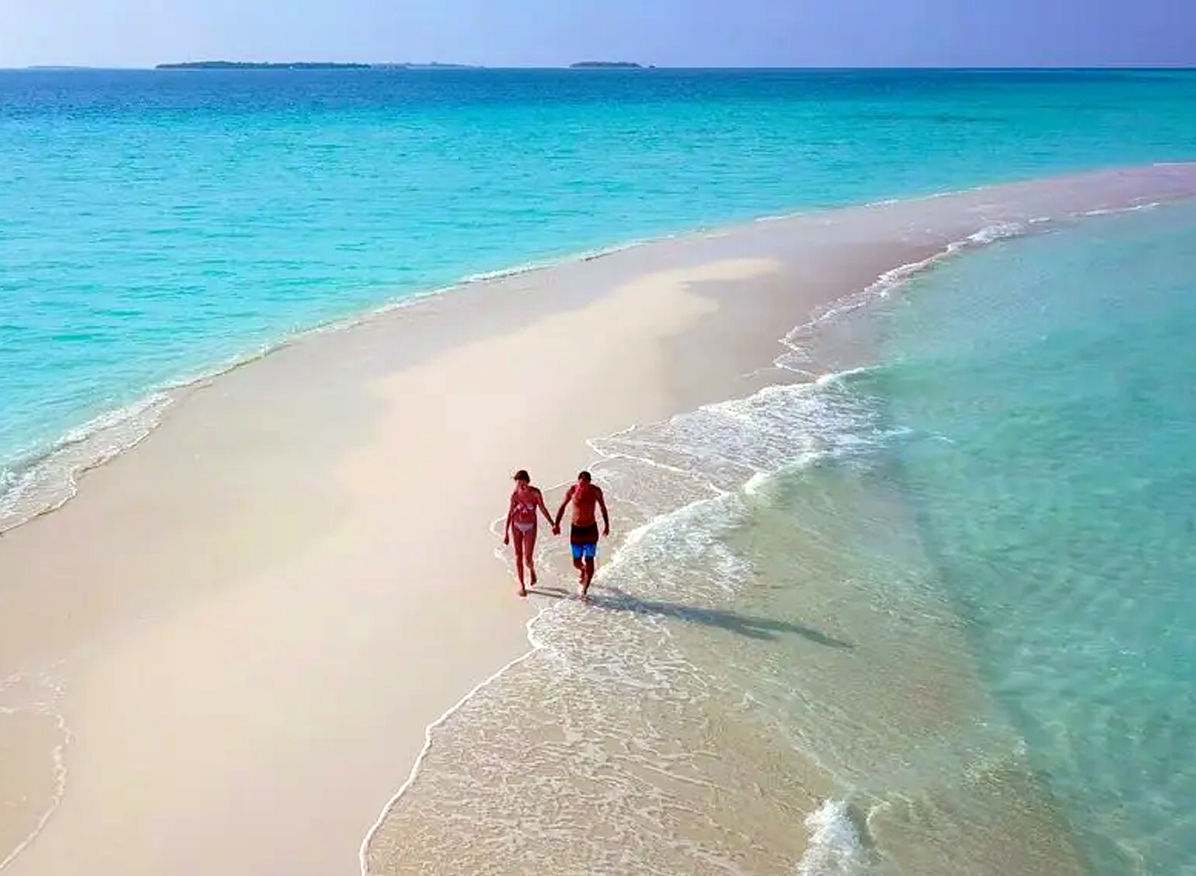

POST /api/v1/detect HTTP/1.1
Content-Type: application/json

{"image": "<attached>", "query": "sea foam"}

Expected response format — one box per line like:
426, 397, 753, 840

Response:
795, 800, 870, 876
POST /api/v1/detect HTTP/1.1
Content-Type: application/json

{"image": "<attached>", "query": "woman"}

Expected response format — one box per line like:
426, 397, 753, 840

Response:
503, 469, 557, 597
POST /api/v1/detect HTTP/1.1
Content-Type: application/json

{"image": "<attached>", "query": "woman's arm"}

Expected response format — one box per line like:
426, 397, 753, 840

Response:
503, 494, 515, 544
536, 489, 558, 532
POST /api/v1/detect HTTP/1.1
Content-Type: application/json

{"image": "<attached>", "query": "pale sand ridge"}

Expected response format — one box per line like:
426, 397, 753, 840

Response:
0, 260, 780, 876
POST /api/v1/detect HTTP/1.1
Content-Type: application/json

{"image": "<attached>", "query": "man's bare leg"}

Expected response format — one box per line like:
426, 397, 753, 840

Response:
581, 557, 596, 599
568, 554, 583, 598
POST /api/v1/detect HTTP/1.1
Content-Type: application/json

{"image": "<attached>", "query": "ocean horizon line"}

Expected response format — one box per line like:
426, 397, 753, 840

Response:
7, 63, 1196, 72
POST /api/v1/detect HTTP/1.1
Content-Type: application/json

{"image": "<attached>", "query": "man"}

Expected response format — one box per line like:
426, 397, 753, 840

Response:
554, 470, 610, 599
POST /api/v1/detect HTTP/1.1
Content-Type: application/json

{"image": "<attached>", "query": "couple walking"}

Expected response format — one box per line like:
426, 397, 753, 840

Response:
503, 469, 609, 599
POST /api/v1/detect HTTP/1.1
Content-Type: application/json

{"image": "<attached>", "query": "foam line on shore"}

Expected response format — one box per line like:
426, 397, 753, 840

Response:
776, 220, 1027, 372
356, 618, 547, 876
773, 196, 1169, 368
0, 672, 71, 874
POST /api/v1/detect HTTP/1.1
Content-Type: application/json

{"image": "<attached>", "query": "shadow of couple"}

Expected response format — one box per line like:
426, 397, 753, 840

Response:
528, 584, 853, 649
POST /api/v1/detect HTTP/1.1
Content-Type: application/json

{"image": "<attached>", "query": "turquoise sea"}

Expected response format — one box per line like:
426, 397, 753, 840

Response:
3, 68, 1196, 526
875, 201, 1196, 874
3, 69, 1196, 876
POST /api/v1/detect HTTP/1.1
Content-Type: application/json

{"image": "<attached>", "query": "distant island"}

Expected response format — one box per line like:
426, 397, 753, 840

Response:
569, 61, 645, 69
155, 61, 481, 70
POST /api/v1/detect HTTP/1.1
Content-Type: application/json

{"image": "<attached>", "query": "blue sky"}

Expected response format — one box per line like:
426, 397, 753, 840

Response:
2, 0, 1192, 68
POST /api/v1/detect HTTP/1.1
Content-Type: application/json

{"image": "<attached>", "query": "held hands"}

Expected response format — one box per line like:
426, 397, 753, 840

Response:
552, 524, 561, 536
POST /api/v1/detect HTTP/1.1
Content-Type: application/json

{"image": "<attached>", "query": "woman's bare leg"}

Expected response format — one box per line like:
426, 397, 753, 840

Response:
512, 529, 527, 596
524, 527, 538, 588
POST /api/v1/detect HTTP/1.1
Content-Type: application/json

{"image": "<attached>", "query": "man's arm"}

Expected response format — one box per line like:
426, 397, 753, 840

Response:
554, 486, 575, 529
597, 487, 610, 536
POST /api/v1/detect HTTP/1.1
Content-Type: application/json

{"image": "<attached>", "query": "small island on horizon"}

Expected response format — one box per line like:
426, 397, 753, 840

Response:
569, 61, 647, 69
155, 61, 482, 70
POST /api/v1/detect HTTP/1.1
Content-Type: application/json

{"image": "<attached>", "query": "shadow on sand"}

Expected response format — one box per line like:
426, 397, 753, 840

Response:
527, 585, 570, 600
531, 583, 853, 649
